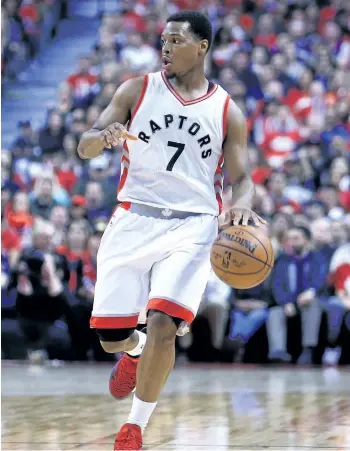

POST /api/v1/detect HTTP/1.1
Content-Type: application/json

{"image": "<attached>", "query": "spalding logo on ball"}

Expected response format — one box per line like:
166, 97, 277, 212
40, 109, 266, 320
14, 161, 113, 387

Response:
210, 225, 274, 289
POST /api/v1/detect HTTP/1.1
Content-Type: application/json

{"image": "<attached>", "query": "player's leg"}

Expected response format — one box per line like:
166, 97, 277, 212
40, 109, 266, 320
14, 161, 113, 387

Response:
90, 207, 152, 398
115, 214, 217, 449
133, 309, 179, 400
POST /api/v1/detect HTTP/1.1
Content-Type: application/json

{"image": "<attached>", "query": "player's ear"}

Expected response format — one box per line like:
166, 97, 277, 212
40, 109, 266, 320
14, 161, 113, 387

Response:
199, 40, 208, 55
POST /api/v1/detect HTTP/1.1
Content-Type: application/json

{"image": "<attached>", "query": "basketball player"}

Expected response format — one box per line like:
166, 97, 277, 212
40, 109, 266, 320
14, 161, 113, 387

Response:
77, 11, 265, 450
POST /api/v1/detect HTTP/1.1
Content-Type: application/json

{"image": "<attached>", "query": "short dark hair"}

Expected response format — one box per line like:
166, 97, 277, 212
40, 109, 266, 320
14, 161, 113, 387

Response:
166, 11, 213, 51
291, 226, 312, 241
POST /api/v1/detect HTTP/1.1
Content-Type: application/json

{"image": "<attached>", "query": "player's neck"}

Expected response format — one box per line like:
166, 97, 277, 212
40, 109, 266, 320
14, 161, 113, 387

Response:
170, 66, 207, 92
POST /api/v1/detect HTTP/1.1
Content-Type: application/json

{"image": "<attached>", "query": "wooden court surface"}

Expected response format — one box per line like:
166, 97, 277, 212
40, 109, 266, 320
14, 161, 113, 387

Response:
2, 362, 350, 450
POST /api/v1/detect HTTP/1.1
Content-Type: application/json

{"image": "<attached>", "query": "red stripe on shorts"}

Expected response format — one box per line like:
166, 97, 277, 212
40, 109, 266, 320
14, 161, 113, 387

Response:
90, 315, 139, 329
147, 298, 195, 325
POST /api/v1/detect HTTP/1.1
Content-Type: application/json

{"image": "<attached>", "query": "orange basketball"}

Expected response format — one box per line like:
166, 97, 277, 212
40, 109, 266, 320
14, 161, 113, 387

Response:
210, 225, 274, 289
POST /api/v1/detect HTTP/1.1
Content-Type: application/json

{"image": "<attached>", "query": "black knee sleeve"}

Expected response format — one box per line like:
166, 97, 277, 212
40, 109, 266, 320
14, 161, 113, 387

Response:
96, 327, 135, 342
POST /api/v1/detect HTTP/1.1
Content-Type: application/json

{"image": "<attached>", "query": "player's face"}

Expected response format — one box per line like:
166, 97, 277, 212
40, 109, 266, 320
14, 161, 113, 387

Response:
161, 22, 208, 77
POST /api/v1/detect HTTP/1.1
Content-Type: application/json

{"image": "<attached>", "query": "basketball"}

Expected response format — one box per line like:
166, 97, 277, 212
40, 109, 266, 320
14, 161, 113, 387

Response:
210, 225, 274, 289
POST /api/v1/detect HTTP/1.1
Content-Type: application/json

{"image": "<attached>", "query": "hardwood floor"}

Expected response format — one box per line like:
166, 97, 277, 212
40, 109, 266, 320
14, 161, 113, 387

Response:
2, 363, 350, 450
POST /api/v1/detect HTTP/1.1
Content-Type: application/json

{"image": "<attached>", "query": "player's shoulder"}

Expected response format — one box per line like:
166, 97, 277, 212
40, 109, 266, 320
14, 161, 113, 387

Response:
119, 76, 146, 96
114, 75, 148, 108
118, 72, 161, 97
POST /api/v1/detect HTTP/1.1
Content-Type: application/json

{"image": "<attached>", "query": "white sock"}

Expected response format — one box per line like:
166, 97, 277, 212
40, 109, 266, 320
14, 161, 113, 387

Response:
127, 395, 157, 432
127, 330, 147, 357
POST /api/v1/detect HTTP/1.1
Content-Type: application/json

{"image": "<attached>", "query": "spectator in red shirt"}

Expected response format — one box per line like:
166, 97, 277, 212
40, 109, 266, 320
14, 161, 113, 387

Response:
56, 220, 89, 263
66, 56, 98, 109
1, 216, 21, 268
254, 13, 277, 50
6, 192, 34, 249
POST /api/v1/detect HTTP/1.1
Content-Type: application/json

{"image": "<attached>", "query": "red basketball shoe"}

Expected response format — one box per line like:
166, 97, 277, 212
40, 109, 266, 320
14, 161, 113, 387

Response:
114, 423, 142, 450
109, 353, 139, 399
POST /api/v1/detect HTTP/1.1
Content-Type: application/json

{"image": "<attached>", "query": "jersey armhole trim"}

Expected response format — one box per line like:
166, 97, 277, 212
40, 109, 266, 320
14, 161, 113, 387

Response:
129, 74, 149, 128
222, 94, 231, 143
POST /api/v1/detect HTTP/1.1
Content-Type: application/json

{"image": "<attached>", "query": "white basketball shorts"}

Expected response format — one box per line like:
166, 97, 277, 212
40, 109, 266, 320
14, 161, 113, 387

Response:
90, 203, 218, 330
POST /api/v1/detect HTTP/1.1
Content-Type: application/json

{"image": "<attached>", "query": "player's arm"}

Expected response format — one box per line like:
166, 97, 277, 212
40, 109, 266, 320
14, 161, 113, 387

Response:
222, 100, 266, 227
77, 77, 143, 159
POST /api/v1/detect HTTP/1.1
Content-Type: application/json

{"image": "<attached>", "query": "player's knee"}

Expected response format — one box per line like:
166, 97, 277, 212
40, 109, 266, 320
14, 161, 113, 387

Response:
147, 310, 177, 345
97, 328, 135, 353
100, 340, 128, 353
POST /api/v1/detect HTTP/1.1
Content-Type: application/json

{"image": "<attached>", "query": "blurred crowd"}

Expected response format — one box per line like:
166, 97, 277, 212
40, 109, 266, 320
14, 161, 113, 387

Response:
1, 0, 64, 80
2, 0, 350, 365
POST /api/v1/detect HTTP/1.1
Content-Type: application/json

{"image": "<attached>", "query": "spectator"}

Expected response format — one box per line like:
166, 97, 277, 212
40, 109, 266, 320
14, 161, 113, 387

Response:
57, 220, 89, 263
331, 220, 349, 247
228, 280, 271, 362
265, 171, 299, 212
65, 56, 98, 110
269, 212, 294, 256
62, 133, 79, 160
304, 200, 327, 221
85, 182, 110, 223
2, 149, 21, 194
310, 218, 335, 263
1, 216, 21, 269
38, 111, 66, 155
267, 226, 328, 363
64, 231, 107, 361
194, 271, 232, 352
49, 206, 69, 247
93, 27, 119, 65
30, 176, 59, 219
73, 154, 117, 210
321, 243, 350, 365
2, 0, 30, 79
6, 192, 34, 248
211, 27, 238, 75
70, 195, 88, 221
11, 120, 37, 158
1, 221, 72, 361
120, 32, 159, 73
80, 231, 101, 303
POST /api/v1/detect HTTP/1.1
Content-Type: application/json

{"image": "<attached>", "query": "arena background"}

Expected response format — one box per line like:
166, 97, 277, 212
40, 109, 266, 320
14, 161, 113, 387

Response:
1, 0, 350, 366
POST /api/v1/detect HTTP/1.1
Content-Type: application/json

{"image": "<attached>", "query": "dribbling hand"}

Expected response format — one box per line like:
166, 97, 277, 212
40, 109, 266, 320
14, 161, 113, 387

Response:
100, 123, 138, 149
220, 206, 267, 228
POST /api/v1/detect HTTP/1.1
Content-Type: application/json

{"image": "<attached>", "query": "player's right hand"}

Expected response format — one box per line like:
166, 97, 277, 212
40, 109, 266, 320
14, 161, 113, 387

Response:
100, 123, 138, 149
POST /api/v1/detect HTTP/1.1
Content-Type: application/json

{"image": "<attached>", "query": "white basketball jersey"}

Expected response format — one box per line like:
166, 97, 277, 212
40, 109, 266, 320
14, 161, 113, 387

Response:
117, 71, 230, 216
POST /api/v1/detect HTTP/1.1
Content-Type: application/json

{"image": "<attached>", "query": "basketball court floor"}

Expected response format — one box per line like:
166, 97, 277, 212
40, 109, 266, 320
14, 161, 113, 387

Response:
2, 362, 350, 450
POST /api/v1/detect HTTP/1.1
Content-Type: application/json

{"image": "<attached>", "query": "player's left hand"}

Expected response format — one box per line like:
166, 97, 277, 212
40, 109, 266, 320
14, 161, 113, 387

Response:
220, 207, 267, 227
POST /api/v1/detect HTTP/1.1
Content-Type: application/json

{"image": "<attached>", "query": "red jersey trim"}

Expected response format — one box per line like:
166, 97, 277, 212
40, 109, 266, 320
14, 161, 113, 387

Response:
161, 71, 218, 106
147, 298, 195, 325
214, 154, 225, 215
222, 94, 231, 142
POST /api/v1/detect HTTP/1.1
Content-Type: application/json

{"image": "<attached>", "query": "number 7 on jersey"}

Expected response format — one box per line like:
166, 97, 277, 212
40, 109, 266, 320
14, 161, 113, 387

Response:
166, 141, 185, 171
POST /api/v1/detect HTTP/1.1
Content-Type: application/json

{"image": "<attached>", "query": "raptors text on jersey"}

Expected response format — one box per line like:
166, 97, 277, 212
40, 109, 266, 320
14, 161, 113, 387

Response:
117, 71, 231, 216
